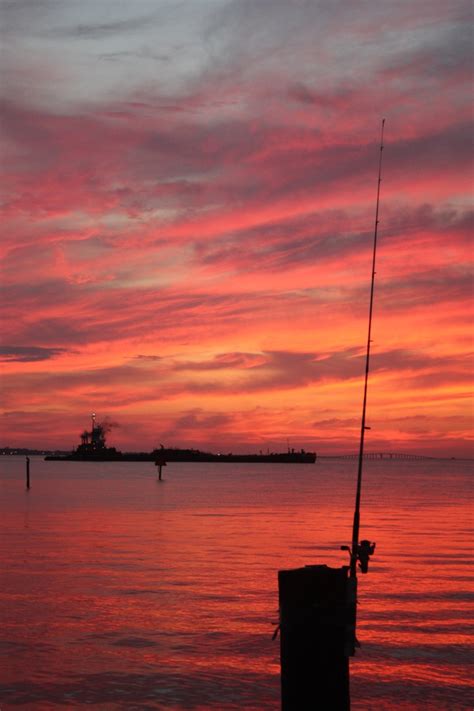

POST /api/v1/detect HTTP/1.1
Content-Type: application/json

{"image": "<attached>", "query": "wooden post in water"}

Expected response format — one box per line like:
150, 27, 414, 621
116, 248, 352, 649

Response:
26, 456, 30, 490
154, 456, 167, 481
278, 564, 354, 710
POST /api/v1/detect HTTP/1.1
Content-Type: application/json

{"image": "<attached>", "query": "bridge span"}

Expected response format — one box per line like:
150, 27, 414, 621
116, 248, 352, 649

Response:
319, 452, 437, 461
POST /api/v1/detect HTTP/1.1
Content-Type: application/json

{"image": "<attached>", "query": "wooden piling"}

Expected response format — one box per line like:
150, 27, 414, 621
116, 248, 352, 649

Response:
278, 564, 354, 710
154, 457, 167, 481
26, 456, 30, 490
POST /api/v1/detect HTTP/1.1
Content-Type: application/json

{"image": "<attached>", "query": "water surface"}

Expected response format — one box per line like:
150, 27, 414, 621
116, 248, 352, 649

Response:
0, 457, 472, 709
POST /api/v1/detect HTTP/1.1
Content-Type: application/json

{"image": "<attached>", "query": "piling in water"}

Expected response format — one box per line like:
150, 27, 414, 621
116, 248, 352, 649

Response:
154, 457, 167, 481
26, 456, 30, 490
278, 564, 355, 710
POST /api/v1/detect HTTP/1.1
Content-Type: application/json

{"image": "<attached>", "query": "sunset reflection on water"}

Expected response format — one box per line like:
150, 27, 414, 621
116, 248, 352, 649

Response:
0, 457, 472, 709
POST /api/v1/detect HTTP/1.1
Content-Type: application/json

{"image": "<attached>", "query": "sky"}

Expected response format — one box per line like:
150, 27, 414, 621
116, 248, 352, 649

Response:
0, 0, 472, 455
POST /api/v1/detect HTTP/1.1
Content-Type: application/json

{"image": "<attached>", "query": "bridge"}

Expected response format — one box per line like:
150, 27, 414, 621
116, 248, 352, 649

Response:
319, 452, 437, 461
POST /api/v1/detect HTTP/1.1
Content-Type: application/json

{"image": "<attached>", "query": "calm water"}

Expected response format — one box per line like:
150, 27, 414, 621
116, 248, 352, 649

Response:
0, 457, 472, 710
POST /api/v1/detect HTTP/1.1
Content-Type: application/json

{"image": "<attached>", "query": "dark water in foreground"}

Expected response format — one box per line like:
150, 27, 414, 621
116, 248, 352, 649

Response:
0, 457, 472, 710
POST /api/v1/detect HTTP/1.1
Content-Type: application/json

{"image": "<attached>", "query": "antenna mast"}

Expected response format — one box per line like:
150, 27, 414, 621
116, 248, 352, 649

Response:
350, 119, 385, 579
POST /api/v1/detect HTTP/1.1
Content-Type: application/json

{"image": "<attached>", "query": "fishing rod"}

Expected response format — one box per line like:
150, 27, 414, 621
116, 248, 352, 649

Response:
344, 119, 385, 580
276, 123, 386, 707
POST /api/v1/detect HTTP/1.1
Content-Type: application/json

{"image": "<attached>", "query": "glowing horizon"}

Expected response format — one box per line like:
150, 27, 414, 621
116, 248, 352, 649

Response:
1, 1, 472, 456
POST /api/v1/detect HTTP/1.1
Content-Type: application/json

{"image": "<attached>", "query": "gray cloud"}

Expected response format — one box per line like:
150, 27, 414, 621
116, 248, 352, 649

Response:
134, 354, 163, 362
381, 20, 472, 81
51, 14, 159, 40
0, 345, 68, 362
171, 409, 234, 431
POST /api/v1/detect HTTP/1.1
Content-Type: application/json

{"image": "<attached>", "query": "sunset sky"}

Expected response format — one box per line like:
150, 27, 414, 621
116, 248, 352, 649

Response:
1, 0, 472, 455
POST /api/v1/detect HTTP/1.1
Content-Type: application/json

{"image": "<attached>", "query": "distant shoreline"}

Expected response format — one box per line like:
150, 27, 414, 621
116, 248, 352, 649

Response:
0, 448, 470, 462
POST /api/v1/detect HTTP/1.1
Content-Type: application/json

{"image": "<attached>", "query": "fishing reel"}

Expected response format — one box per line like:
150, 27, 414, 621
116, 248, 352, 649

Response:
341, 540, 376, 574
357, 540, 376, 573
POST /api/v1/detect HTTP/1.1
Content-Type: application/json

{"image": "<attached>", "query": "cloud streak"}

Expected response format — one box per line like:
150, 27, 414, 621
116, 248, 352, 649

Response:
0, 345, 68, 362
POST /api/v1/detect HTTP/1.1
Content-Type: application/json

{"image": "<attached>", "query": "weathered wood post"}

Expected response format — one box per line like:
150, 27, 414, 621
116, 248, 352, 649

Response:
277, 564, 355, 710
26, 456, 30, 490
